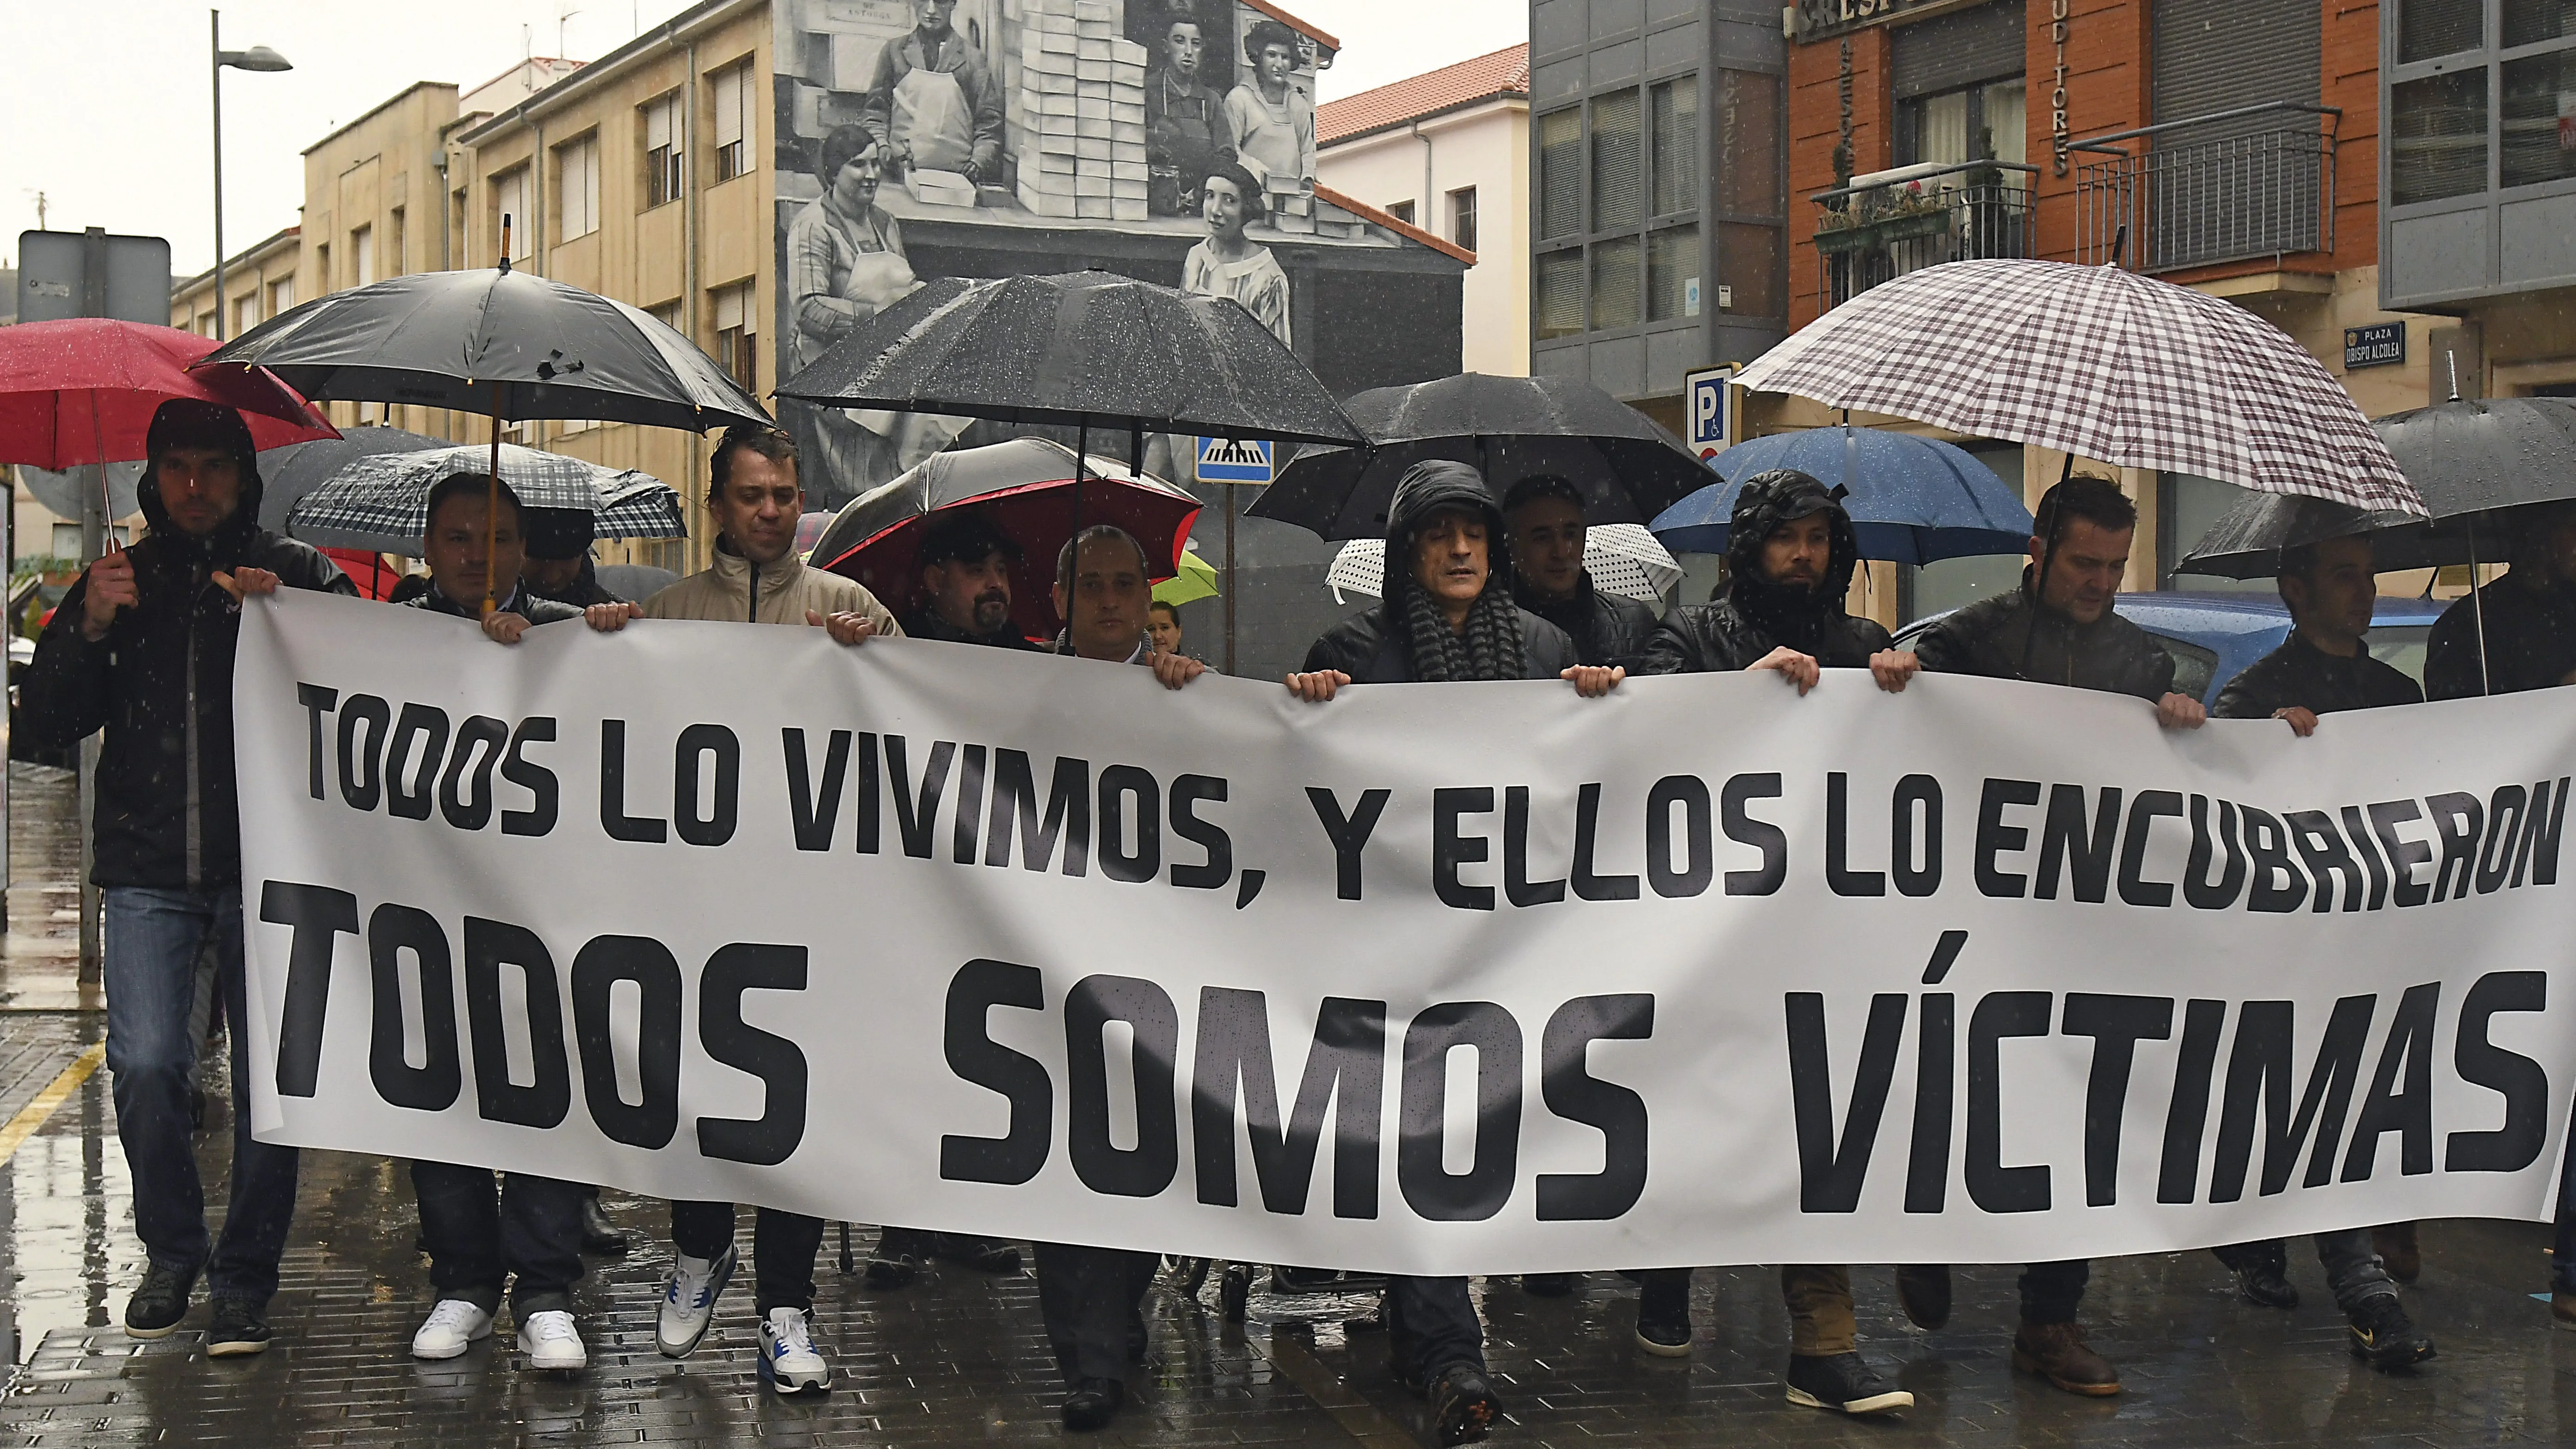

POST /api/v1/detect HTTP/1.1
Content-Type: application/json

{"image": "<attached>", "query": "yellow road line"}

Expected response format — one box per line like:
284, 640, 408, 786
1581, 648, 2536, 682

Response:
0, 1043, 105, 1163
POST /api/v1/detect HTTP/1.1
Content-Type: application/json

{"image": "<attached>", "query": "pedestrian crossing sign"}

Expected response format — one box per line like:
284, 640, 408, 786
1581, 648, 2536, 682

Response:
1195, 436, 1275, 484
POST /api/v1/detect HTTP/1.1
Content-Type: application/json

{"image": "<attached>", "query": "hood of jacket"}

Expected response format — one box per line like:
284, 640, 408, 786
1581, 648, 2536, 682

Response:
1378, 460, 1514, 629
136, 401, 267, 564
1724, 468, 1859, 650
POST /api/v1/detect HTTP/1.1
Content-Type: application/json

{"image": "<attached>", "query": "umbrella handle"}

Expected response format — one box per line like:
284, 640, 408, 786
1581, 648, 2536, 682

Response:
486, 413, 502, 615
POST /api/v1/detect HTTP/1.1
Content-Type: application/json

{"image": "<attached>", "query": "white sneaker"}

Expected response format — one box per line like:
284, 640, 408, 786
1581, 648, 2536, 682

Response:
657, 1244, 736, 1358
758, 1307, 830, 1394
410, 1299, 494, 1360
517, 1309, 586, 1371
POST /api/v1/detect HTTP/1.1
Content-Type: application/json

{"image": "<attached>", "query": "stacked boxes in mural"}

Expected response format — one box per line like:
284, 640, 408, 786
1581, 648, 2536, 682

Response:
1014, 0, 1151, 221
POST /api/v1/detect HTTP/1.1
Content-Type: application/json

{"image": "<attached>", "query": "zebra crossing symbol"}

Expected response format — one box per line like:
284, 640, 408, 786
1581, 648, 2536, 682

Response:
1195, 436, 1275, 484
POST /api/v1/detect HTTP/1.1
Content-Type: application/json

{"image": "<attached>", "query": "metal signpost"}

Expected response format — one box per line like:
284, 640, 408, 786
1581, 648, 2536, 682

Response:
1195, 436, 1277, 675
16, 227, 172, 980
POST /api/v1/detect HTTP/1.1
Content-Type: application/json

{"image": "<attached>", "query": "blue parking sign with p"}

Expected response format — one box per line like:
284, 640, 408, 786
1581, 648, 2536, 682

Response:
1195, 436, 1275, 484
1685, 365, 1737, 464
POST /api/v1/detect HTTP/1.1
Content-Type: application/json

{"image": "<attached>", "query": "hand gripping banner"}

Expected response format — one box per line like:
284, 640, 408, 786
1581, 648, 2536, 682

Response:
235, 592, 2576, 1276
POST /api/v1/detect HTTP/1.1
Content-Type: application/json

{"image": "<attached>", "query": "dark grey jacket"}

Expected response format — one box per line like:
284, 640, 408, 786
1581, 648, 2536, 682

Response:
1910, 581, 2176, 700
22, 477, 353, 890
2212, 631, 2422, 719
1302, 607, 1582, 683
1517, 576, 1660, 669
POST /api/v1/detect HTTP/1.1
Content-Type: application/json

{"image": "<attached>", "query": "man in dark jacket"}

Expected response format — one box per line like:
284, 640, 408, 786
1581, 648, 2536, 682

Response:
1881, 474, 2201, 1399
2202, 533, 2434, 1371
1293, 461, 1609, 695
1640, 468, 1901, 685
1901, 474, 2203, 725
1505, 473, 1659, 669
898, 508, 1038, 650
1284, 462, 1619, 1447
2424, 500, 2576, 699
1035, 524, 1204, 1437
393, 472, 594, 1373
520, 506, 622, 611
1631, 468, 1914, 1416
20, 399, 354, 1354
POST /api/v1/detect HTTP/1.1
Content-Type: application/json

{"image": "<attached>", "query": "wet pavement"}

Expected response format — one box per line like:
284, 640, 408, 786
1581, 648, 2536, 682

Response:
0, 762, 2570, 1446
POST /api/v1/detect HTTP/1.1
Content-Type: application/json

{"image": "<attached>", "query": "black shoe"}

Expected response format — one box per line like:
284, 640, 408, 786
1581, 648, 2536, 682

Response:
864, 1238, 922, 1288
1060, 1377, 1123, 1431
1635, 1305, 1692, 1357
2215, 1242, 2298, 1309
205, 1297, 271, 1357
124, 1262, 198, 1339
2347, 1294, 2435, 1370
1896, 1264, 1951, 1331
579, 1195, 629, 1256
1521, 1272, 1575, 1297
1785, 1352, 1913, 1414
933, 1236, 1021, 1273
1427, 1363, 1501, 1445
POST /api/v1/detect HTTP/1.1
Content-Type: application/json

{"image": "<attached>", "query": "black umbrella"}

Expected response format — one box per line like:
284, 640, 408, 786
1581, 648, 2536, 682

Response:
196, 263, 769, 608
2174, 495, 2429, 580
777, 268, 1361, 669
1251, 373, 1712, 540
196, 267, 771, 430
774, 270, 1359, 446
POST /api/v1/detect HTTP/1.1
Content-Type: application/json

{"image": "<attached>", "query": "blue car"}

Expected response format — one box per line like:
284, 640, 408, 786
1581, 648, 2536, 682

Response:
1892, 592, 2449, 706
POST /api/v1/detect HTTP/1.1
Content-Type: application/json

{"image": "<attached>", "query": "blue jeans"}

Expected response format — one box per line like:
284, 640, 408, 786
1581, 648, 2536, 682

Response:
2556, 1108, 2576, 1294
1385, 1276, 1486, 1381
413, 1163, 585, 1317
104, 886, 300, 1304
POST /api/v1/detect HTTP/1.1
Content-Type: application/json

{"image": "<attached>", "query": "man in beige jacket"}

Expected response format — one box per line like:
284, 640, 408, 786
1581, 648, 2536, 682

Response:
582, 421, 892, 1395
588, 423, 900, 636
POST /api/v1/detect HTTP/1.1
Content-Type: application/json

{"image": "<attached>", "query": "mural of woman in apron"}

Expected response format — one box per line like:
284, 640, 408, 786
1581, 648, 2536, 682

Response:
786, 125, 953, 504
863, 0, 1003, 185
1145, 162, 1292, 485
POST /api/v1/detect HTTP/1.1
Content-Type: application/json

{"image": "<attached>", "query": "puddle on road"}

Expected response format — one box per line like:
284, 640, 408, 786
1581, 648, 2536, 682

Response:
4, 1065, 139, 1359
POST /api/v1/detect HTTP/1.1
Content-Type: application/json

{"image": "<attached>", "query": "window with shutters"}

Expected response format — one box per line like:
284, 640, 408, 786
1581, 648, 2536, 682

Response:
267, 276, 293, 316
643, 92, 683, 209
2399, 0, 2482, 60
352, 226, 374, 287
1537, 107, 1581, 239
712, 62, 751, 183
1535, 248, 1584, 339
714, 281, 757, 390
1590, 235, 1640, 330
1647, 223, 1698, 320
1591, 90, 1642, 232
493, 167, 532, 260
557, 134, 601, 241
1651, 75, 1697, 217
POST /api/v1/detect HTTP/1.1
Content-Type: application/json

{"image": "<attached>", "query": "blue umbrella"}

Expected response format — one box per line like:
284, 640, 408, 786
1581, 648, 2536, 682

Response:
1649, 427, 2034, 564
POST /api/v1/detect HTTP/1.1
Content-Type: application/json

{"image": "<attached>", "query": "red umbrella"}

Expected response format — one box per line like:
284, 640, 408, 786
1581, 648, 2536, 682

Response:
810, 438, 1201, 643
0, 319, 337, 471
320, 548, 403, 601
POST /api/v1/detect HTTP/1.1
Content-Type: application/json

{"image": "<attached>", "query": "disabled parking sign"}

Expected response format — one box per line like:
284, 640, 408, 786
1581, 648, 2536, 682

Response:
1685, 364, 1738, 464
1195, 436, 1275, 484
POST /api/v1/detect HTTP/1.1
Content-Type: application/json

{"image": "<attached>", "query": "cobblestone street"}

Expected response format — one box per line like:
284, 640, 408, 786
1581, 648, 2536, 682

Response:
0, 762, 2566, 1447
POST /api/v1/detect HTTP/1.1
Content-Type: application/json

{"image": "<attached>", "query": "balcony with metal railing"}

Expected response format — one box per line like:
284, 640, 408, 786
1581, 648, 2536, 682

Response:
1810, 159, 2041, 310
2072, 102, 2340, 274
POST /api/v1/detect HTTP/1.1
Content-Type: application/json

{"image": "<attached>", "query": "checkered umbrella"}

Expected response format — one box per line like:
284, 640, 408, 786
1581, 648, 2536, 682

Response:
284, 441, 684, 557
1327, 524, 1679, 606
1733, 260, 2424, 516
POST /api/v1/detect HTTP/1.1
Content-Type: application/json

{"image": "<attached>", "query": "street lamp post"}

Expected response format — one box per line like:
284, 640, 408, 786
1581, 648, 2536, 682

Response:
211, 9, 291, 341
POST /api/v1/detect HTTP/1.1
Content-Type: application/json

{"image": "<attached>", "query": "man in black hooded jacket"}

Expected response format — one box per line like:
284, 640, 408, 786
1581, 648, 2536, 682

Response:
1632, 468, 1917, 1416
1504, 473, 1659, 668
21, 399, 354, 1356
1286, 461, 1620, 1446
1641, 468, 1902, 683
520, 506, 623, 611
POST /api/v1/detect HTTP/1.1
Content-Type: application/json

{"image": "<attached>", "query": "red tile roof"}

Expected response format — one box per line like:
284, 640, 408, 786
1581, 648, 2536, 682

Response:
1315, 44, 1530, 147
1315, 184, 1475, 265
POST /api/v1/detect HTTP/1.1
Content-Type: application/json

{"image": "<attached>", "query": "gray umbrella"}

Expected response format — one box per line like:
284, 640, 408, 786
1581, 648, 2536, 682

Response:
285, 442, 684, 557
255, 424, 452, 534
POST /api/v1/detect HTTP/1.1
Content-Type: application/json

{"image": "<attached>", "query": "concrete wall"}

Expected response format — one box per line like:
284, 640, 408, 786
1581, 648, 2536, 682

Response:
1320, 98, 1530, 375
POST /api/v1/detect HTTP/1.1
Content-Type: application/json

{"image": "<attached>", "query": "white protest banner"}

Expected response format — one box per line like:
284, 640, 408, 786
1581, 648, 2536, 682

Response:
236, 591, 2576, 1276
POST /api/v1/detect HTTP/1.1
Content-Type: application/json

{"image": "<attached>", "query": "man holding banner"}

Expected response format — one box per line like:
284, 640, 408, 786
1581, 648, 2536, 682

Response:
21, 399, 353, 1357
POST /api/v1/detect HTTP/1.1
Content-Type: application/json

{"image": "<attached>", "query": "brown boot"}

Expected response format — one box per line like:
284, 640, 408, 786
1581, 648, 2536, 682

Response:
2373, 1223, 2421, 1283
2552, 1292, 2576, 1331
2012, 1320, 2120, 1397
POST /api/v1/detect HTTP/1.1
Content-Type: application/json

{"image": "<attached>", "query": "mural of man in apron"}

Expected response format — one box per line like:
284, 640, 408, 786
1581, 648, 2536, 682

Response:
861, 0, 1004, 184
1144, 12, 1234, 217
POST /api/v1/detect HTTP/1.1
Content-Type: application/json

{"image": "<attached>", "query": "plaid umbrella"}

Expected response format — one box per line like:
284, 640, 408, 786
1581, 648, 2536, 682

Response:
1327, 524, 1679, 605
284, 442, 684, 557
1733, 260, 2423, 516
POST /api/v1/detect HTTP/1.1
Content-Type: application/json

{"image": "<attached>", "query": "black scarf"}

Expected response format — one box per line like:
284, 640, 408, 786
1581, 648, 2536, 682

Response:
1403, 582, 1524, 682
